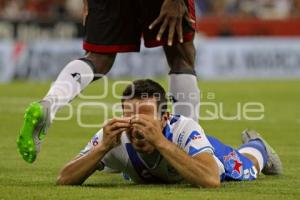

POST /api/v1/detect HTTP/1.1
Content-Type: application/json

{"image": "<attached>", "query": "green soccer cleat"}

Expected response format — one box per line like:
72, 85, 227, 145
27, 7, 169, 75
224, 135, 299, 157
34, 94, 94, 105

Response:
17, 101, 51, 163
241, 129, 283, 175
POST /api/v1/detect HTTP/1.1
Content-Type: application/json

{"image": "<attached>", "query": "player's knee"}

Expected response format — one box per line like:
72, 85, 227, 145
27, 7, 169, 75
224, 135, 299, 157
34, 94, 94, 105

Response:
83, 52, 116, 77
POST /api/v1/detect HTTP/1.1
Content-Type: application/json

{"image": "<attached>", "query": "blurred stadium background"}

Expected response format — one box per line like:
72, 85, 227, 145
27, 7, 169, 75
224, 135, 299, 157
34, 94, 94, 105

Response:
1, 0, 300, 81
1, 1, 300, 199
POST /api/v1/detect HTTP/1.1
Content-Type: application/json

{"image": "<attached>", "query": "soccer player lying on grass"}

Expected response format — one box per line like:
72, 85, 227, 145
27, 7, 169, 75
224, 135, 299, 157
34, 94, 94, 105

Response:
56, 79, 282, 188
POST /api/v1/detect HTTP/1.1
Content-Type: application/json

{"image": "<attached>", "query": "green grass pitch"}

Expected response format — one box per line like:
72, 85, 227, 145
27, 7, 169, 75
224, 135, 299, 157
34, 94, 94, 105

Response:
0, 79, 300, 200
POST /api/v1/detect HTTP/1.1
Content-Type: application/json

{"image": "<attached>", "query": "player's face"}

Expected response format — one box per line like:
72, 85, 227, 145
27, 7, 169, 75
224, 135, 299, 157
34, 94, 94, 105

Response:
123, 98, 162, 154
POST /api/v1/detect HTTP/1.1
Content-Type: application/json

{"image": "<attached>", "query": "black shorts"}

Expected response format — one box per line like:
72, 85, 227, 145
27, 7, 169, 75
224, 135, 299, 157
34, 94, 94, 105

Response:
83, 0, 196, 53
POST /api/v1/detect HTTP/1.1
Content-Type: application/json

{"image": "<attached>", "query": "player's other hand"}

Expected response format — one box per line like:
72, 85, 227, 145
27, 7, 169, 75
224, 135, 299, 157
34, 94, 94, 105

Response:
149, 0, 195, 46
82, 0, 88, 26
102, 118, 130, 151
130, 114, 164, 146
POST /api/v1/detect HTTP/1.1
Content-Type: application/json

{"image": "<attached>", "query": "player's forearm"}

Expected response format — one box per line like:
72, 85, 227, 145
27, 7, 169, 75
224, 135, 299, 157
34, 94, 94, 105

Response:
155, 139, 220, 188
56, 144, 109, 186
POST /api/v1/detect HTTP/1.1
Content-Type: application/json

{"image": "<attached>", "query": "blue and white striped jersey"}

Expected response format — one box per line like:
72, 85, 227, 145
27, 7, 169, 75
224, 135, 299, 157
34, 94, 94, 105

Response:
80, 115, 225, 183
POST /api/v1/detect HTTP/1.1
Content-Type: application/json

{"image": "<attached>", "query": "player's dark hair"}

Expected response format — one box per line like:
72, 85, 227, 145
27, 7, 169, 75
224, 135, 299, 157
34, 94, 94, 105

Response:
121, 79, 168, 116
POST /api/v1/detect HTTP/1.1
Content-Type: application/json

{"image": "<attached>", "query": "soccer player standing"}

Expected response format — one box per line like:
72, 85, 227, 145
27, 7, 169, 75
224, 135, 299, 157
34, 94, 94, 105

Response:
17, 0, 201, 163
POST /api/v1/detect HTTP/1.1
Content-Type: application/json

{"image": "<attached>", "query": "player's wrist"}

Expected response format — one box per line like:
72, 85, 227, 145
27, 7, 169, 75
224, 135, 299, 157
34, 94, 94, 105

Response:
96, 142, 112, 153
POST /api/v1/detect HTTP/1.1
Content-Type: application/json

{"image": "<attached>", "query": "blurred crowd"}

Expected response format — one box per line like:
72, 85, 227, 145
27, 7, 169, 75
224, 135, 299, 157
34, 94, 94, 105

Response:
0, 0, 300, 21
0, 0, 82, 21
198, 0, 300, 19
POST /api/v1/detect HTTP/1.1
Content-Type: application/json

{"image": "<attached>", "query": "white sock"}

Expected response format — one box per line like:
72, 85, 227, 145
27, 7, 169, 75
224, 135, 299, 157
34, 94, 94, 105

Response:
44, 60, 94, 121
169, 74, 200, 122
239, 147, 264, 172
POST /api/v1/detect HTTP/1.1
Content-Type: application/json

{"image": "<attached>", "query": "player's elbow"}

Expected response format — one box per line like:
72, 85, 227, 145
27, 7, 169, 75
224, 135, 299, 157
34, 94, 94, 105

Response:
56, 174, 70, 186
193, 177, 220, 188
202, 177, 221, 188
194, 174, 221, 188
56, 173, 81, 186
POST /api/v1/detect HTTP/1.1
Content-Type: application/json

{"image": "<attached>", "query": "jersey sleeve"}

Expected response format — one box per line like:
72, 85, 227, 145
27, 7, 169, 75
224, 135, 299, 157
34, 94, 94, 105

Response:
177, 118, 214, 157
79, 129, 126, 172
79, 128, 104, 156
78, 128, 107, 170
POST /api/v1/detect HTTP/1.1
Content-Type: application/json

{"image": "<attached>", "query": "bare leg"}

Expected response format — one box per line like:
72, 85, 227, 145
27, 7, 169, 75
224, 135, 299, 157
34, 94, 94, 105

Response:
44, 52, 116, 120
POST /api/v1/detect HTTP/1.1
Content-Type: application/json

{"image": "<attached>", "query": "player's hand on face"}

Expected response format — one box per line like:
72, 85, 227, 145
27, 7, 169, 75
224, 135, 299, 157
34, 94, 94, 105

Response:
102, 118, 131, 150
130, 114, 164, 146
149, 0, 195, 46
